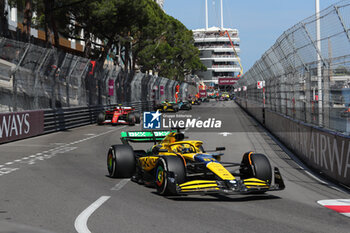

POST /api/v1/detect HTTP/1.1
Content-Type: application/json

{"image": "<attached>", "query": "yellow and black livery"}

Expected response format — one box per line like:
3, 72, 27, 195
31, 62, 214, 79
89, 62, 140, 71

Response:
107, 129, 285, 196
154, 101, 179, 112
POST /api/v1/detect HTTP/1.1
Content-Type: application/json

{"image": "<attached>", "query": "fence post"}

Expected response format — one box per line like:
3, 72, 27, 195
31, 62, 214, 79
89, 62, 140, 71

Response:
66, 57, 80, 107
305, 71, 312, 123
324, 67, 330, 128
77, 59, 90, 106
33, 49, 52, 109
11, 43, 30, 111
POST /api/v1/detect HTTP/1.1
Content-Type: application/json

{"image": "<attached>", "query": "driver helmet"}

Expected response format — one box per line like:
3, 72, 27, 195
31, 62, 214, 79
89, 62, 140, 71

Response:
182, 144, 193, 153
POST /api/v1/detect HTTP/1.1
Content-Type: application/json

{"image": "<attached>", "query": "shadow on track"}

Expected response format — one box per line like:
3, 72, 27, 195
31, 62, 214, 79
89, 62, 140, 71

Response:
151, 192, 281, 202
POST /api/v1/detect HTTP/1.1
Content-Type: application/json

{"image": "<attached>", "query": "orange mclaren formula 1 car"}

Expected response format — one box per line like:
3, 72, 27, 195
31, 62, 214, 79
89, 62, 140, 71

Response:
106, 129, 285, 196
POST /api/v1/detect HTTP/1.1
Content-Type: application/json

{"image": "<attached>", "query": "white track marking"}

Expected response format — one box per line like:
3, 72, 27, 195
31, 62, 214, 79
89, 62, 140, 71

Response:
111, 179, 130, 191
0, 126, 126, 177
74, 196, 111, 233
304, 170, 327, 185
318, 199, 350, 206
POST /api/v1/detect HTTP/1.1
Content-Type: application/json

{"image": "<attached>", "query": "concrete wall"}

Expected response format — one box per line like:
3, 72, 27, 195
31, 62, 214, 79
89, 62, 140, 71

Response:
236, 98, 350, 187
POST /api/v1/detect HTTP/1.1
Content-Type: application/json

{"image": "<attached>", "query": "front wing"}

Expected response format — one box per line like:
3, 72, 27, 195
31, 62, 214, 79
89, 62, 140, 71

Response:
167, 167, 285, 195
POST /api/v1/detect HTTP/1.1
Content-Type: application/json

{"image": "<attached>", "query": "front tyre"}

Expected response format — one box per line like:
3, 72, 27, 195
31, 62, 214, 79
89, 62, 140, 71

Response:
155, 156, 186, 196
107, 145, 135, 178
240, 152, 272, 185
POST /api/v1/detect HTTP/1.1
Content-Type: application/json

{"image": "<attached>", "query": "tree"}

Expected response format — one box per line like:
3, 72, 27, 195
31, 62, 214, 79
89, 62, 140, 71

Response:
0, 0, 9, 37
6, 0, 206, 80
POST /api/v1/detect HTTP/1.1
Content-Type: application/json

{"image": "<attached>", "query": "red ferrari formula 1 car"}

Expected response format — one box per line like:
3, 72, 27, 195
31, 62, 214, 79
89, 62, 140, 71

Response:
97, 106, 141, 126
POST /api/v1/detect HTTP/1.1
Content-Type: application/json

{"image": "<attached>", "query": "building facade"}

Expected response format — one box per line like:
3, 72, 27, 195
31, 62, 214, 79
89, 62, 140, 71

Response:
154, 0, 164, 9
193, 27, 240, 85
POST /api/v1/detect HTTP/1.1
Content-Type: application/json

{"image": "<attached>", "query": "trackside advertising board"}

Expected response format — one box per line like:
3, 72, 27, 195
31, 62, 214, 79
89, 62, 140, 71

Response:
218, 78, 236, 85
0, 110, 44, 144
199, 90, 207, 97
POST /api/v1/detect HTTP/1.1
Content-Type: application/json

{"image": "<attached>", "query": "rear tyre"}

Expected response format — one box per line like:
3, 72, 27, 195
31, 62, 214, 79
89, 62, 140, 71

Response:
107, 145, 135, 178
155, 156, 186, 196
127, 113, 136, 126
134, 112, 141, 124
240, 152, 272, 185
97, 112, 105, 125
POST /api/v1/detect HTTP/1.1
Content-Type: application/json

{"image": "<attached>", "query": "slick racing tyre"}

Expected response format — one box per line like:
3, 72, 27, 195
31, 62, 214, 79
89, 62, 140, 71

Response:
134, 112, 141, 124
127, 113, 136, 126
155, 156, 186, 196
97, 112, 105, 125
240, 152, 272, 185
107, 145, 135, 178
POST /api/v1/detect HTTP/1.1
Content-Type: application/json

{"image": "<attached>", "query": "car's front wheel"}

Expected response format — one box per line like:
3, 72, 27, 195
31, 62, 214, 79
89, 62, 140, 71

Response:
155, 156, 186, 196
240, 152, 272, 185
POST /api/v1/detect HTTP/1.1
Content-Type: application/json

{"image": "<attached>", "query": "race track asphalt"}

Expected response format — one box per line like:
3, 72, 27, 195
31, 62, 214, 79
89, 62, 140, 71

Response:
0, 100, 349, 233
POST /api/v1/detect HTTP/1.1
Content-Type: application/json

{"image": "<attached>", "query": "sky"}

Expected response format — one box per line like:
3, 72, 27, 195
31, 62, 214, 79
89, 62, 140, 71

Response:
164, 0, 339, 71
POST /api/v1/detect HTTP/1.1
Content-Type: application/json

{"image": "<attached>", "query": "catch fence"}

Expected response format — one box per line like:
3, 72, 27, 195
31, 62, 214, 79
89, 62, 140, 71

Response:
0, 37, 197, 113
236, 0, 350, 134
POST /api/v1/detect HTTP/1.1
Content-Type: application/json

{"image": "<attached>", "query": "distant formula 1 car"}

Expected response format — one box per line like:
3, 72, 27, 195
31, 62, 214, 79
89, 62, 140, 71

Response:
178, 101, 192, 110
155, 101, 179, 112
97, 106, 140, 126
106, 129, 285, 196
200, 97, 210, 102
220, 92, 230, 101
191, 98, 201, 105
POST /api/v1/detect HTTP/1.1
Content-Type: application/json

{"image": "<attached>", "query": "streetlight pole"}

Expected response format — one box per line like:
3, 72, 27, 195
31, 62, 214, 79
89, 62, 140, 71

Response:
220, 0, 224, 30
316, 0, 322, 126
205, 0, 208, 30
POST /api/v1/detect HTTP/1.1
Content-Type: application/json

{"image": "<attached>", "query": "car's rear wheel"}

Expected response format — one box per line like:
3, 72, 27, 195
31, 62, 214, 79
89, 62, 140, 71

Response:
107, 145, 136, 178
97, 112, 105, 125
155, 156, 186, 196
134, 112, 141, 124
127, 113, 136, 126
240, 152, 272, 185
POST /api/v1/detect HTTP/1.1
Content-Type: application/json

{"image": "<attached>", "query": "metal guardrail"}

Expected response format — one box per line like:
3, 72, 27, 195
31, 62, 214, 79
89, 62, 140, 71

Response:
43, 101, 154, 133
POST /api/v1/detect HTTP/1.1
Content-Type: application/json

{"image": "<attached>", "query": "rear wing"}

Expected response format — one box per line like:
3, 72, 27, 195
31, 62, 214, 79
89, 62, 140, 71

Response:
120, 130, 175, 144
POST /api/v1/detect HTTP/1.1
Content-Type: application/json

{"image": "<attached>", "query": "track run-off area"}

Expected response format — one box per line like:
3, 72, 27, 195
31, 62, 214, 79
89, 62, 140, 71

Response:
0, 101, 350, 233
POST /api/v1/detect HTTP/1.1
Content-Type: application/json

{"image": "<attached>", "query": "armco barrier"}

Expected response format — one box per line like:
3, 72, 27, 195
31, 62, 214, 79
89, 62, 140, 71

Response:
0, 101, 154, 144
236, 98, 350, 188
43, 101, 153, 133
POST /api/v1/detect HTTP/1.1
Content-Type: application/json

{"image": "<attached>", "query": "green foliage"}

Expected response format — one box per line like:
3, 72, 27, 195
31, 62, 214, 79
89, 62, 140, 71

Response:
7, 0, 205, 79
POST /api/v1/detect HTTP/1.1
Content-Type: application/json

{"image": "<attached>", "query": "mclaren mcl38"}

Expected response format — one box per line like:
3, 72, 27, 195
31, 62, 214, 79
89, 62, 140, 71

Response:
106, 130, 285, 196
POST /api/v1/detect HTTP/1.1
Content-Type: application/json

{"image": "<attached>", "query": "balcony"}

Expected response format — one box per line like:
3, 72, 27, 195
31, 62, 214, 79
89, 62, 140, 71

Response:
207, 65, 241, 72
194, 37, 240, 43
197, 45, 240, 53
200, 55, 239, 62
